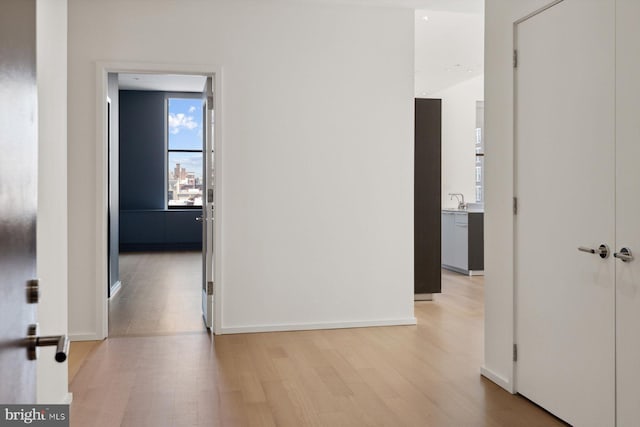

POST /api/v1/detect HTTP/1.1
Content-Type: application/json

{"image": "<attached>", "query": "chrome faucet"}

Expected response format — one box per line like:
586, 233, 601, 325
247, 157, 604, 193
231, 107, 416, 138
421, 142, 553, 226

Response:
449, 193, 466, 210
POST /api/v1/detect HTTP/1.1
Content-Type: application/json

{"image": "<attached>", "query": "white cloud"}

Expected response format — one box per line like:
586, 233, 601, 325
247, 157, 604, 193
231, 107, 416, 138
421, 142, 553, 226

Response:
188, 106, 197, 113
168, 113, 198, 134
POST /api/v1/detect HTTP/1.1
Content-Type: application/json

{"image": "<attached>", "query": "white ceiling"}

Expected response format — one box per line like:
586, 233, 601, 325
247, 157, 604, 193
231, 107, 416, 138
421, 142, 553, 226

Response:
118, 73, 207, 92
415, 7, 484, 96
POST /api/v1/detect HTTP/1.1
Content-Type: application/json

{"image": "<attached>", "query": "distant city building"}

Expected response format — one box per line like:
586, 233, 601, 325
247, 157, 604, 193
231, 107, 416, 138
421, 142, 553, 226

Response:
174, 163, 187, 180
169, 162, 203, 207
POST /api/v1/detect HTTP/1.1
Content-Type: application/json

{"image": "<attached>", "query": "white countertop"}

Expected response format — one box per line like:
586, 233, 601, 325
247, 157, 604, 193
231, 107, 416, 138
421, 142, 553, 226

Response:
442, 208, 484, 213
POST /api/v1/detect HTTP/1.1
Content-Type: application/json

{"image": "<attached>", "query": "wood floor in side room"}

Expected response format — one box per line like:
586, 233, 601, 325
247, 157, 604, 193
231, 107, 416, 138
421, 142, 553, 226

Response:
69, 252, 565, 426
109, 251, 204, 336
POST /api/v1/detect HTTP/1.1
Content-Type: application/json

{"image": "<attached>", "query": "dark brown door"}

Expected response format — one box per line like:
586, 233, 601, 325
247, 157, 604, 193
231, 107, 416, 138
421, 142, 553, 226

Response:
414, 98, 442, 295
0, 0, 38, 403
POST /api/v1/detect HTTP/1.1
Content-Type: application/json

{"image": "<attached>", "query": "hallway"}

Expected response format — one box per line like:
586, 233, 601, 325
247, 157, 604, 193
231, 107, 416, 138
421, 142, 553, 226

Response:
69, 255, 563, 426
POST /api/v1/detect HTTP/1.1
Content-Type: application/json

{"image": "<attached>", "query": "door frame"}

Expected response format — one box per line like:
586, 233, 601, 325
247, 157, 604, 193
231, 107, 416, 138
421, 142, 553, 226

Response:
94, 62, 224, 337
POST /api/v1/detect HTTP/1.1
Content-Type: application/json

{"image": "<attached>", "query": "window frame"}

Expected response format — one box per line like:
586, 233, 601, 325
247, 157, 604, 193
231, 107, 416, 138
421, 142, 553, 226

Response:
165, 93, 205, 210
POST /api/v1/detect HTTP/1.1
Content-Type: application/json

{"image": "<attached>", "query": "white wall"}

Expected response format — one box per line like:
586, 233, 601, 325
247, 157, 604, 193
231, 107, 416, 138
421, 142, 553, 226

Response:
36, 0, 69, 404
67, 0, 415, 336
431, 75, 483, 208
483, 0, 558, 391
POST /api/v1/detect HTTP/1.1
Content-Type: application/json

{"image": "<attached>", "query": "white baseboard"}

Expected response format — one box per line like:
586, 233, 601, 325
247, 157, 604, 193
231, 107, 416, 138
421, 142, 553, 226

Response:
480, 366, 514, 393
109, 280, 122, 298
38, 392, 73, 405
69, 333, 102, 342
220, 317, 417, 334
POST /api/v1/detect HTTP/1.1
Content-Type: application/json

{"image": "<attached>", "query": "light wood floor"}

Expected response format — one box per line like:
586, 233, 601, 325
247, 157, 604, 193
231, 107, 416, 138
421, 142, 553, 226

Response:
68, 341, 101, 384
69, 253, 565, 426
109, 251, 203, 336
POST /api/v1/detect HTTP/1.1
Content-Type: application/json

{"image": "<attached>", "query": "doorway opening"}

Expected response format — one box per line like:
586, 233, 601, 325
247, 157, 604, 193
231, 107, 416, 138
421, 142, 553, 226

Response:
413, 8, 485, 301
96, 64, 222, 339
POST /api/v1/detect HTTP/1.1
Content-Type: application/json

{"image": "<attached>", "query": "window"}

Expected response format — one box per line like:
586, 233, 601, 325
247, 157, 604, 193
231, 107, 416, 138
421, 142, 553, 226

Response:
475, 101, 485, 203
167, 97, 204, 208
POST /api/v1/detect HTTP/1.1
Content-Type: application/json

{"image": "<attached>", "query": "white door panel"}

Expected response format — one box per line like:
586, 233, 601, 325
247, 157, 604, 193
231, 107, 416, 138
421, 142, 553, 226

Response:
515, 1, 615, 425
202, 76, 214, 329
616, 0, 640, 424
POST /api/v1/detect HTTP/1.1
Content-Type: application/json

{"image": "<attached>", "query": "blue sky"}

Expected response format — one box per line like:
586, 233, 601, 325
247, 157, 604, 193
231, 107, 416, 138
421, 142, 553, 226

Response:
168, 98, 203, 150
168, 98, 203, 179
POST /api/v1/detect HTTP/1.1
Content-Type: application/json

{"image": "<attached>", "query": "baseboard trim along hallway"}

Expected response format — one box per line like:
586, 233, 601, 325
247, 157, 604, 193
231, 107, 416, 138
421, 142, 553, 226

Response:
219, 318, 418, 335
480, 366, 513, 393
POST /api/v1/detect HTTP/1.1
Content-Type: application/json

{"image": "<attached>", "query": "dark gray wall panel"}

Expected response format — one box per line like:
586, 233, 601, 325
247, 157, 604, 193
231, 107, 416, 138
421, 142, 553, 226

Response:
119, 90, 166, 210
414, 98, 442, 295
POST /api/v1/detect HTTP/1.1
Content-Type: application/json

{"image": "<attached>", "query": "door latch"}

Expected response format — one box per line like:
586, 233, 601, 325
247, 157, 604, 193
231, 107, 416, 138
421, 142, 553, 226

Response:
614, 247, 634, 263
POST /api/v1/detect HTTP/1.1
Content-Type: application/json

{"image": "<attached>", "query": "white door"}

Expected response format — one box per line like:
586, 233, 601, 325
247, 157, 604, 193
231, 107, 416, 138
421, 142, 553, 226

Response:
615, 0, 640, 424
201, 76, 215, 329
514, 1, 616, 425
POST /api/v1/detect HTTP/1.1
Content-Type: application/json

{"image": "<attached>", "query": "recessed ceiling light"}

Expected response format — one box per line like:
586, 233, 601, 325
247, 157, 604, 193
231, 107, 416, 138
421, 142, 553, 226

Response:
422, 15, 429, 22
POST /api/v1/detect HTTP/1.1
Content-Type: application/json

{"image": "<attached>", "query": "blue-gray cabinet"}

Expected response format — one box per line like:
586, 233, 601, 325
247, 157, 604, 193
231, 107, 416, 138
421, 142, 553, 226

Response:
441, 210, 484, 275
120, 210, 202, 251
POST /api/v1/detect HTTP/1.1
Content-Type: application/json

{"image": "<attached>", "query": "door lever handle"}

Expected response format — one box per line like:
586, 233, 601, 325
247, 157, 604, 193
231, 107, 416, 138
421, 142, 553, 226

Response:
25, 324, 69, 362
614, 247, 634, 263
195, 216, 203, 222
578, 244, 610, 259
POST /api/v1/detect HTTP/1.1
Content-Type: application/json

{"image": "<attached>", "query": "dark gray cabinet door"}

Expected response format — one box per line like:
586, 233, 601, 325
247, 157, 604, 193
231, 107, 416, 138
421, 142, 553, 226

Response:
0, 0, 38, 404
